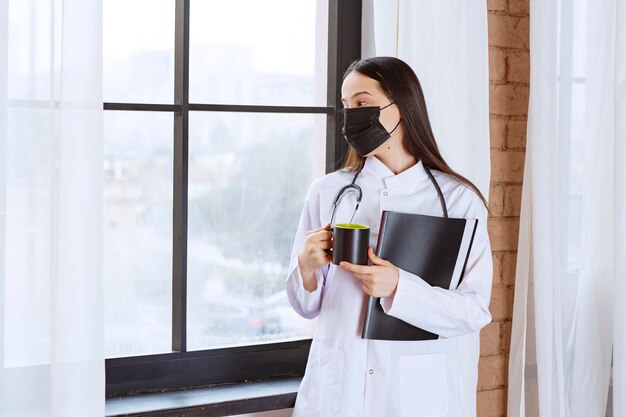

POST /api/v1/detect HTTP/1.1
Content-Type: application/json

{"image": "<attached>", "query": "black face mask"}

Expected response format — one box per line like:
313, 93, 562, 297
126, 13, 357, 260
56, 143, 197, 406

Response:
342, 102, 401, 156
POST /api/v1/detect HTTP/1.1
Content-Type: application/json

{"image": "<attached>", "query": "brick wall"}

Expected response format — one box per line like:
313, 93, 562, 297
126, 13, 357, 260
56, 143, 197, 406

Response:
477, 1, 530, 416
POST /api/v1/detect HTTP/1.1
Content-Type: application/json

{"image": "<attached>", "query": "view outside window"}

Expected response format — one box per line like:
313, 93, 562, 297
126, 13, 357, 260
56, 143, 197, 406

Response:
103, 0, 175, 104
189, 0, 327, 106
103, 111, 174, 357
187, 112, 324, 350
103, 0, 327, 357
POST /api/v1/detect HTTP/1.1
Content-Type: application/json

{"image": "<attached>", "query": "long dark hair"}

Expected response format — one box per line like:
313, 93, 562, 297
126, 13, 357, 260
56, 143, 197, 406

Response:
341, 56, 488, 209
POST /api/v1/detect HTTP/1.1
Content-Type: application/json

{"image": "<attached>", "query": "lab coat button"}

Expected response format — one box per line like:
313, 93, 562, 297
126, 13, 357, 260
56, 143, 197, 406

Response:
382, 191, 388, 196
368, 369, 374, 374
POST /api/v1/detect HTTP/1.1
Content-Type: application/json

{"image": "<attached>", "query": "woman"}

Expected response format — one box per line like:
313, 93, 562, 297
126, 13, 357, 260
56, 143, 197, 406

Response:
286, 56, 492, 417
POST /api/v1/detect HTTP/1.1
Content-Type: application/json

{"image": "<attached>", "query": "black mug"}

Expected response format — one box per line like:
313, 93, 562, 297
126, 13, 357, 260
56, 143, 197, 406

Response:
326, 223, 370, 265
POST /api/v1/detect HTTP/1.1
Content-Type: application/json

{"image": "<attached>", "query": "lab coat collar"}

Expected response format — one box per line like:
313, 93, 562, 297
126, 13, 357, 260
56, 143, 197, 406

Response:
362, 156, 429, 190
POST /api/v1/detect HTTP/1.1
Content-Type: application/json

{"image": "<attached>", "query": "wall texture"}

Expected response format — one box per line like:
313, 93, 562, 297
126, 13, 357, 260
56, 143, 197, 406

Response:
478, 0, 530, 416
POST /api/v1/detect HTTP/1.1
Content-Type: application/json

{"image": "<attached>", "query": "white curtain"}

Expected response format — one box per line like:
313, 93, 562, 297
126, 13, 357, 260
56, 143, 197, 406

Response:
361, 0, 490, 196
507, 0, 626, 416
0, 0, 104, 416
361, 2, 490, 417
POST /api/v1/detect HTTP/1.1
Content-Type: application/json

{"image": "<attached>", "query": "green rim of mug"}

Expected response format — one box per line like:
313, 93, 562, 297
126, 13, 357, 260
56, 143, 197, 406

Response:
335, 223, 369, 230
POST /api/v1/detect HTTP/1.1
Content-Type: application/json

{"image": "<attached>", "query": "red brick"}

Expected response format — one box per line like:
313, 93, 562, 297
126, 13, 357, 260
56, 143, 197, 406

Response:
478, 354, 509, 390
506, 119, 528, 149
490, 150, 525, 183
480, 322, 502, 356
489, 286, 515, 320
477, 388, 507, 417
490, 117, 507, 149
501, 320, 513, 353
482, 0, 530, 406
490, 84, 530, 116
488, 217, 520, 252
488, 14, 530, 50
504, 184, 523, 216
489, 48, 506, 82
487, 0, 507, 12
506, 50, 530, 84
489, 184, 505, 217
492, 252, 504, 286
508, 0, 530, 16
501, 252, 518, 286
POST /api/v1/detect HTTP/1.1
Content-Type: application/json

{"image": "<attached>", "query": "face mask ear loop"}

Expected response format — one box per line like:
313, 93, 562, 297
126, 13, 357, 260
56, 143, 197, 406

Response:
380, 101, 395, 110
389, 117, 402, 135
380, 101, 401, 135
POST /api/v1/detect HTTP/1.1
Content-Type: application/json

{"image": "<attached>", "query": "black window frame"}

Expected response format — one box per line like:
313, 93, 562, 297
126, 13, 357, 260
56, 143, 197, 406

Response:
104, 0, 362, 396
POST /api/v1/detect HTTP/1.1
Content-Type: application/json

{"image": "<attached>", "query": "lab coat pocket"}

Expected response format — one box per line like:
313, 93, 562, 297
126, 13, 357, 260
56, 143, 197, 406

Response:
399, 353, 448, 417
308, 343, 345, 417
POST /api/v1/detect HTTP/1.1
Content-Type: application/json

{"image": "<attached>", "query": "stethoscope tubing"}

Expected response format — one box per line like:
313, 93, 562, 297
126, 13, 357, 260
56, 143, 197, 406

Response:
328, 163, 449, 227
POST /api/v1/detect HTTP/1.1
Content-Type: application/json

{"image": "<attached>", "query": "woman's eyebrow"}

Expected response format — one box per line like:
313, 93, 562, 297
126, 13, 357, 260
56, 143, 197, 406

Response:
340, 91, 373, 103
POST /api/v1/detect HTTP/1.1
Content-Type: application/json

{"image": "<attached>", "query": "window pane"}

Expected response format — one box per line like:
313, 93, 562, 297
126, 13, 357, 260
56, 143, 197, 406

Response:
189, 0, 328, 106
187, 112, 325, 350
104, 111, 173, 358
103, 0, 175, 103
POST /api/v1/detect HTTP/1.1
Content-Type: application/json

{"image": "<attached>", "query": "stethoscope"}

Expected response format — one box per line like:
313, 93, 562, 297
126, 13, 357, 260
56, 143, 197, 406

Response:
328, 169, 363, 226
328, 162, 450, 226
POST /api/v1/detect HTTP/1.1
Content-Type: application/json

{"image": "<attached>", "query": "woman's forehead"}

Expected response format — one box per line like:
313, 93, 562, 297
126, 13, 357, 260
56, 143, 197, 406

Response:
341, 72, 383, 99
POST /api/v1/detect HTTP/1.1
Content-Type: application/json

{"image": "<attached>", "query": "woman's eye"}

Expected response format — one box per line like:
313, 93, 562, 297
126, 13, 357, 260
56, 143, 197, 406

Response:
357, 100, 368, 107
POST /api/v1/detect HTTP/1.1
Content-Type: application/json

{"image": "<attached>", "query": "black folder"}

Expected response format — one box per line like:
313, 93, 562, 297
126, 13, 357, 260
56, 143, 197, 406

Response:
361, 210, 479, 341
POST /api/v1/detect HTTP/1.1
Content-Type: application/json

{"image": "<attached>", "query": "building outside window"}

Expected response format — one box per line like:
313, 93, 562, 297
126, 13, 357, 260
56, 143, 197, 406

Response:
103, 0, 360, 394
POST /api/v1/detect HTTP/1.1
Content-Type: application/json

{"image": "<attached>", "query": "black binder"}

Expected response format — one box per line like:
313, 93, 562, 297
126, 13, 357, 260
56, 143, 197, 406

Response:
361, 210, 479, 341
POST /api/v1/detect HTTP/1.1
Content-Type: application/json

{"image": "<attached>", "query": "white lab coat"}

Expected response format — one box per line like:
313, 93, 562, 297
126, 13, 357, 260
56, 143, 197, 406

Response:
286, 156, 493, 417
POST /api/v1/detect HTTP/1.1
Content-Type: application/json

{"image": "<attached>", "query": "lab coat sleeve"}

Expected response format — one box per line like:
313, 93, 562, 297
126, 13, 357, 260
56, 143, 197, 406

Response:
379, 195, 493, 338
285, 182, 329, 319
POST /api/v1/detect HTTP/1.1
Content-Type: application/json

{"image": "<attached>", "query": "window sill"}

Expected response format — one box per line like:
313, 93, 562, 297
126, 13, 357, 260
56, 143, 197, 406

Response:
105, 377, 301, 417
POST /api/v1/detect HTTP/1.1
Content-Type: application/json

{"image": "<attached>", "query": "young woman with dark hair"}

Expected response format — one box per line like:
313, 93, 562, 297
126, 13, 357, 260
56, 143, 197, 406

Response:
286, 56, 493, 417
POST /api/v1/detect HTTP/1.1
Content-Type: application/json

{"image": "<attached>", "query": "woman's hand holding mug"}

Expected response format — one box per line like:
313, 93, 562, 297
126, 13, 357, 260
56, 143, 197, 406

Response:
298, 223, 333, 292
298, 223, 371, 293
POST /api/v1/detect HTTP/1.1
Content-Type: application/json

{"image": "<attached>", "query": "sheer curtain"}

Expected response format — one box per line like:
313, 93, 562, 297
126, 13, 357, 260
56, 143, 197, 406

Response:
0, 0, 104, 416
361, 2, 490, 417
362, 0, 490, 195
507, 0, 626, 416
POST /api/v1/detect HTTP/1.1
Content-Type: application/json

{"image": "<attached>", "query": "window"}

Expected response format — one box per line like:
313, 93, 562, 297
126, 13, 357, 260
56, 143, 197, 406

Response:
104, 0, 361, 395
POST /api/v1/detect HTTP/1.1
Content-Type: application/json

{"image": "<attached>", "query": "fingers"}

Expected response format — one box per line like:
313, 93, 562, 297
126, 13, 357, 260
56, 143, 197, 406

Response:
299, 224, 334, 270
305, 229, 332, 246
368, 247, 389, 266
361, 283, 372, 296
319, 240, 333, 250
322, 252, 332, 263
305, 224, 331, 236
339, 261, 372, 275
338, 249, 393, 275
